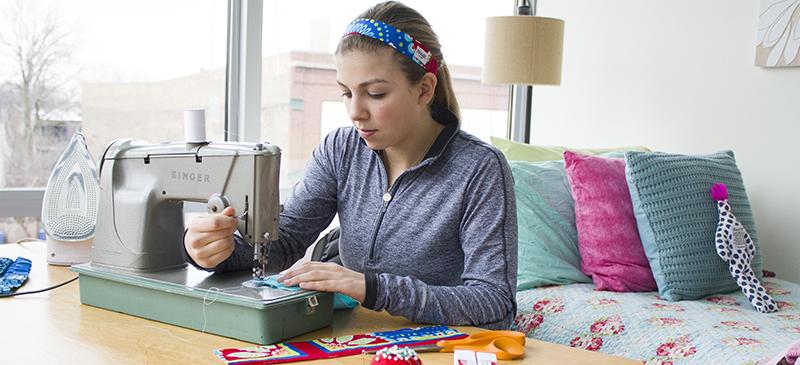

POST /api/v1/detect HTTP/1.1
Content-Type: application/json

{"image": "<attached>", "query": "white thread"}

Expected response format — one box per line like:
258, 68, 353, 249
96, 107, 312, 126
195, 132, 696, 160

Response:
142, 325, 193, 343
201, 286, 222, 333
199, 285, 244, 333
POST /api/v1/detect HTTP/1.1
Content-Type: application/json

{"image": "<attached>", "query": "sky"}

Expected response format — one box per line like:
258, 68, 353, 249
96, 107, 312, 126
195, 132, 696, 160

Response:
0, 0, 512, 83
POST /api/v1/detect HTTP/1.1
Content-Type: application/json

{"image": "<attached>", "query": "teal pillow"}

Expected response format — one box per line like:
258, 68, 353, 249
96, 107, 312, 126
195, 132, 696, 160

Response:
625, 150, 763, 301
510, 160, 592, 290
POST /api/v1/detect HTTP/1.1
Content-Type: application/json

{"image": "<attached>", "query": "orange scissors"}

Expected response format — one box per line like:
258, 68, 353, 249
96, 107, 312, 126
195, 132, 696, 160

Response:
413, 330, 526, 360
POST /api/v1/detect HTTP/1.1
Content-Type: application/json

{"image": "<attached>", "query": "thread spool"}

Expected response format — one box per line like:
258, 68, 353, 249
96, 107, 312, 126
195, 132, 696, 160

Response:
184, 109, 207, 143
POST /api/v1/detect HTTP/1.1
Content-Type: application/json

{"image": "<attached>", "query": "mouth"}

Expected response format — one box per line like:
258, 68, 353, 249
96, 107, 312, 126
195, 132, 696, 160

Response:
358, 129, 377, 139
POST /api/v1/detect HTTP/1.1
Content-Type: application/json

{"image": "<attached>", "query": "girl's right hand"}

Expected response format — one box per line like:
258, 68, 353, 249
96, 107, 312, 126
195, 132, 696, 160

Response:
184, 206, 238, 269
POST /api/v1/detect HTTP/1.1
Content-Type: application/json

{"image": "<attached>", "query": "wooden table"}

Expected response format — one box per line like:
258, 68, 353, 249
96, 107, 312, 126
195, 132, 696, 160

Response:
0, 242, 641, 364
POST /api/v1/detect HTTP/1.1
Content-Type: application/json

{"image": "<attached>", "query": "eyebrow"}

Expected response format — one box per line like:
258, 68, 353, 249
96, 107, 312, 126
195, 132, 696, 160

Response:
336, 78, 389, 89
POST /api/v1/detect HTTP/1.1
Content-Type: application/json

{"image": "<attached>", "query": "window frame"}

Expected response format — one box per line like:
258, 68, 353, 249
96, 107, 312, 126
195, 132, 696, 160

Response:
226, 0, 263, 143
0, 188, 44, 218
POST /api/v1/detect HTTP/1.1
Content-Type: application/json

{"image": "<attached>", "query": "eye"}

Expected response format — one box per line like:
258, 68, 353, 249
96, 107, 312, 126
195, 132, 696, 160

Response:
368, 92, 385, 99
339, 91, 352, 98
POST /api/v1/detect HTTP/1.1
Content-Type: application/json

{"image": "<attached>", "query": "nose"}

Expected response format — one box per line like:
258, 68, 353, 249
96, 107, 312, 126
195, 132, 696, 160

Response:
348, 95, 369, 122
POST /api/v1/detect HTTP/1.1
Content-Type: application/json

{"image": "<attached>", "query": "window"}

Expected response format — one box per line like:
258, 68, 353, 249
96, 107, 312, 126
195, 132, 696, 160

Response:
258, 1, 511, 189
0, 0, 227, 242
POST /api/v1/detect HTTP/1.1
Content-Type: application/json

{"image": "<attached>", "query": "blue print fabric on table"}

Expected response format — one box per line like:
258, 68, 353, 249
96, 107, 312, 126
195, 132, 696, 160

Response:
257, 274, 359, 310
0, 256, 32, 294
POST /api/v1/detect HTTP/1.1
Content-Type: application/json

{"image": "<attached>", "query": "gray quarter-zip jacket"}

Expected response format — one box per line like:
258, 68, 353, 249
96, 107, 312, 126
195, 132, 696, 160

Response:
205, 111, 518, 329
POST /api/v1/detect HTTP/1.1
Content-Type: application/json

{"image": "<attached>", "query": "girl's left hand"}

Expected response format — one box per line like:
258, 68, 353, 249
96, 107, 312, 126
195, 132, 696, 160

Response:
278, 262, 366, 303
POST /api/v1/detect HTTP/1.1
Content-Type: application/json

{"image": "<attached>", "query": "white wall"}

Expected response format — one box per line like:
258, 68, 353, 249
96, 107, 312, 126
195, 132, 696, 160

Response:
534, 0, 800, 283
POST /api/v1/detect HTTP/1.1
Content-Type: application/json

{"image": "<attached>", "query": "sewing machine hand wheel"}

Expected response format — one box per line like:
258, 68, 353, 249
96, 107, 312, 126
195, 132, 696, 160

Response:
207, 194, 230, 214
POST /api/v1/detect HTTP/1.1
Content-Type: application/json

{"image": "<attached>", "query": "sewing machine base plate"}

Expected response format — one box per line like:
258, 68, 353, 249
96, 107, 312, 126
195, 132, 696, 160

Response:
71, 263, 333, 345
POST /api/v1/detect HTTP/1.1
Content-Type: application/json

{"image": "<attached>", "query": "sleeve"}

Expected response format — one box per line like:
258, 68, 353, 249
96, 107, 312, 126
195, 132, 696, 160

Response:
363, 151, 519, 329
200, 130, 343, 273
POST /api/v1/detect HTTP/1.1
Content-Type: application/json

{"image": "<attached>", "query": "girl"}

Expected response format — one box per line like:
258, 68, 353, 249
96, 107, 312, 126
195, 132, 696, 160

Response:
184, 1, 518, 329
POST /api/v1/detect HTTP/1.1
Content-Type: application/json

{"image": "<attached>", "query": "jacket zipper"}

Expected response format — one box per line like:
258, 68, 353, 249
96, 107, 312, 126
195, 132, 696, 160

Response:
367, 174, 404, 261
365, 126, 457, 262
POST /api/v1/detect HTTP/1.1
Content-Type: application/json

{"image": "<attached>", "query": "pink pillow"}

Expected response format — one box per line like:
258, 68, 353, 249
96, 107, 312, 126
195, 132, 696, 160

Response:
563, 151, 656, 292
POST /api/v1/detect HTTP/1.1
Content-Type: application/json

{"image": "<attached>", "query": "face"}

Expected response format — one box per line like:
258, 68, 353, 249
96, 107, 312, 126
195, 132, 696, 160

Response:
334, 49, 432, 151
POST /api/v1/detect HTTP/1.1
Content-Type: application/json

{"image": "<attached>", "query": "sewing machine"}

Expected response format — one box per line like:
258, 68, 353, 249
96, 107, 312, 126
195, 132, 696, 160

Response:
71, 138, 333, 344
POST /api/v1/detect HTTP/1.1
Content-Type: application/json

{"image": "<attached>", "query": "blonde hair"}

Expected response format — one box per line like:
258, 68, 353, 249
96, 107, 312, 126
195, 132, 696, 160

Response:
336, 1, 461, 122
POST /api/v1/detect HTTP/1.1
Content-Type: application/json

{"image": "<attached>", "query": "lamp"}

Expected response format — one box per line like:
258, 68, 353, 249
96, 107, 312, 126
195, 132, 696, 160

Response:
482, 0, 564, 142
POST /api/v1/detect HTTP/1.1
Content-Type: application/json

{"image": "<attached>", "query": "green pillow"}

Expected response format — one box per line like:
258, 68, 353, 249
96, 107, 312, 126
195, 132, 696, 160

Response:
491, 136, 648, 162
625, 150, 763, 301
510, 160, 591, 290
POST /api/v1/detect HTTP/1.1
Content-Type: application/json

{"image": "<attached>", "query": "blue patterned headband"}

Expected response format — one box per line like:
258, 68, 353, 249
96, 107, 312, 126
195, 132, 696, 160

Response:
343, 18, 439, 74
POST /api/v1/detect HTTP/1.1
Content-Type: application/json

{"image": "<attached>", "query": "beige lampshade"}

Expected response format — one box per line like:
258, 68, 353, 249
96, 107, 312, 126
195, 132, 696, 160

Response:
483, 16, 565, 85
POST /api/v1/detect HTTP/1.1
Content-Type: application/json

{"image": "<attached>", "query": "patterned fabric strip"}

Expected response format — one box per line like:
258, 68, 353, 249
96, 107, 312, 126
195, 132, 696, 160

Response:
214, 325, 466, 364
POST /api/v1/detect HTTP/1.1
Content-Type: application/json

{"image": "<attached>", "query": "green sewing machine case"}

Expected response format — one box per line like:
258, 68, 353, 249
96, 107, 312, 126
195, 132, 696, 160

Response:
71, 263, 334, 344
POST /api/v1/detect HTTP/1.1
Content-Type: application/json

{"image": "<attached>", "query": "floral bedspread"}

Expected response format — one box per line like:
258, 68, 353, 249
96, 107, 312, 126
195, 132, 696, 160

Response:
513, 278, 799, 364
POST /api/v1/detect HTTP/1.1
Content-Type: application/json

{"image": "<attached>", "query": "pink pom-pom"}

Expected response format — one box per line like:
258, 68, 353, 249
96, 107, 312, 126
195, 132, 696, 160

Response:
711, 182, 728, 201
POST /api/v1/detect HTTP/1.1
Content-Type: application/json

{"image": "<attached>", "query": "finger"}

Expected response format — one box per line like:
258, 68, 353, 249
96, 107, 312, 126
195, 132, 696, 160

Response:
289, 261, 338, 273
280, 262, 334, 282
283, 266, 344, 286
190, 217, 231, 233
192, 214, 238, 232
187, 228, 235, 251
300, 276, 366, 303
192, 237, 234, 259
298, 279, 343, 293
287, 258, 307, 271
200, 244, 236, 268
189, 229, 236, 250
282, 269, 328, 286
278, 263, 309, 281
222, 206, 235, 217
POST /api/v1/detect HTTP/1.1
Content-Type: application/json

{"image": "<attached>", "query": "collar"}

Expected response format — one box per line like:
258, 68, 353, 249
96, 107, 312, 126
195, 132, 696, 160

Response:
422, 106, 459, 162
359, 106, 460, 164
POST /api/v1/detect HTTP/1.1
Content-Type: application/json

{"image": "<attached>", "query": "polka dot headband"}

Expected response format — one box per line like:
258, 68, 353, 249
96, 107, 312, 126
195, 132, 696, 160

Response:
343, 18, 439, 74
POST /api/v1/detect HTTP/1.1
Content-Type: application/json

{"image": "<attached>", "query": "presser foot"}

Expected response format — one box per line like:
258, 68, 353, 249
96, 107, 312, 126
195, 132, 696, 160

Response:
247, 241, 269, 284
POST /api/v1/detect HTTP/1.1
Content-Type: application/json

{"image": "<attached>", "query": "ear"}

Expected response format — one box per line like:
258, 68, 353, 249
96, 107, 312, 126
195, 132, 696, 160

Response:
417, 73, 437, 106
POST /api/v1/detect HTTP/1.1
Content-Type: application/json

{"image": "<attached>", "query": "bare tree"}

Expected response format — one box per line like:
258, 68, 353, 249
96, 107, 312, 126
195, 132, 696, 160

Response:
0, 0, 78, 239
0, 0, 76, 187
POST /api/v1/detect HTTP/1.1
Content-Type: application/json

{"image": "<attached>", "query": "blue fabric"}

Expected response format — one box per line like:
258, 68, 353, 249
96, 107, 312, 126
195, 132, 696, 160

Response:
624, 150, 762, 301
333, 294, 359, 310
0, 256, 31, 294
250, 275, 303, 291
627, 179, 663, 293
344, 18, 437, 73
253, 275, 358, 310
0, 257, 12, 275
